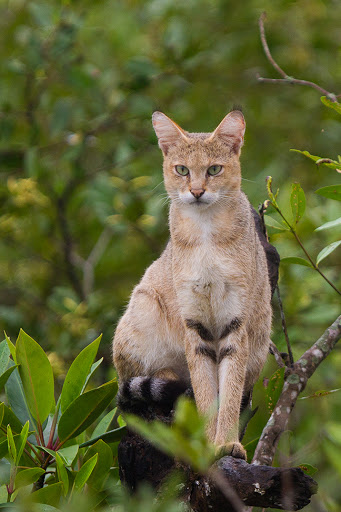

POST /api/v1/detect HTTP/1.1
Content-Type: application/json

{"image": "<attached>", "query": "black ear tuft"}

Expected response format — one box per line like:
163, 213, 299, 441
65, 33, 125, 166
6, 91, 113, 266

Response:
232, 104, 243, 113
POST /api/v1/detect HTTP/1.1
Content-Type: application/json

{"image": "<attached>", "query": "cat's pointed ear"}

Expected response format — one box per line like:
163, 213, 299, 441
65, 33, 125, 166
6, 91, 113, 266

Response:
152, 111, 189, 155
209, 110, 245, 155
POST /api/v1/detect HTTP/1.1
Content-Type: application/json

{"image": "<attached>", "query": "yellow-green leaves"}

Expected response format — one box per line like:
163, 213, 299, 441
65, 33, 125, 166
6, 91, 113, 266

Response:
127, 397, 215, 473
315, 184, 341, 201
316, 241, 341, 266
60, 334, 102, 414
265, 367, 285, 413
320, 96, 341, 115
280, 257, 313, 268
290, 183, 306, 225
16, 330, 54, 425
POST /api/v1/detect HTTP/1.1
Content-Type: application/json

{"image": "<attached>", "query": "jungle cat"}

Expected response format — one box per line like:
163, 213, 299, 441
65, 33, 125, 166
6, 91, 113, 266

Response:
113, 110, 272, 459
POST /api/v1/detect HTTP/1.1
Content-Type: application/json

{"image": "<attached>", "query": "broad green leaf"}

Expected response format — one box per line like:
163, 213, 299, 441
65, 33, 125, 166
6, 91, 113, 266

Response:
315, 217, 341, 231
82, 358, 103, 393
60, 335, 102, 414
0, 366, 19, 393
265, 367, 285, 413
58, 444, 79, 466
291, 149, 341, 170
4, 334, 16, 364
30, 482, 63, 506
73, 454, 98, 492
316, 240, 341, 266
264, 216, 289, 231
15, 468, 45, 490
80, 426, 126, 448
290, 183, 306, 225
92, 408, 117, 439
1, 403, 23, 434
321, 96, 341, 115
83, 440, 112, 491
58, 380, 117, 443
16, 329, 54, 424
0, 404, 4, 427
0, 339, 10, 375
280, 257, 313, 268
5, 362, 33, 428
17, 421, 29, 464
298, 463, 318, 476
315, 184, 341, 201
7, 425, 17, 463
300, 388, 341, 400
55, 453, 69, 496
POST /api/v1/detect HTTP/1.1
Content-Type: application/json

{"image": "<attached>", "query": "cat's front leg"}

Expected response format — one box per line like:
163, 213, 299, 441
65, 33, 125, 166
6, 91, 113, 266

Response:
184, 325, 219, 442
215, 324, 249, 460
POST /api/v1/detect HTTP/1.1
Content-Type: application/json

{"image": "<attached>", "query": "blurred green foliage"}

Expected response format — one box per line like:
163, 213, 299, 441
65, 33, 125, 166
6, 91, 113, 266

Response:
0, 0, 340, 510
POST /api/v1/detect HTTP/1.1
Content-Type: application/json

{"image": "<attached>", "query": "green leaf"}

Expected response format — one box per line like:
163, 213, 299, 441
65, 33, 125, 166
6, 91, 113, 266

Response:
0, 403, 4, 427
0, 339, 10, 375
79, 426, 126, 448
83, 440, 112, 491
7, 425, 17, 463
280, 257, 313, 268
15, 467, 45, 490
30, 482, 63, 506
315, 184, 341, 201
0, 366, 19, 393
264, 216, 289, 231
1, 403, 23, 434
16, 329, 55, 424
58, 380, 117, 443
316, 240, 341, 266
91, 408, 117, 439
4, 333, 16, 364
321, 96, 341, 115
5, 362, 32, 428
315, 217, 341, 231
298, 463, 318, 476
265, 367, 285, 413
290, 183, 306, 225
58, 444, 79, 466
73, 454, 98, 493
60, 335, 102, 414
291, 149, 341, 170
17, 421, 30, 464
55, 453, 69, 496
300, 388, 341, 400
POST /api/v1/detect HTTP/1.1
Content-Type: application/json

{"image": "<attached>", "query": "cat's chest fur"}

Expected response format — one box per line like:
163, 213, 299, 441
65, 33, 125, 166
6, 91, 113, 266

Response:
171, 209, 247, 334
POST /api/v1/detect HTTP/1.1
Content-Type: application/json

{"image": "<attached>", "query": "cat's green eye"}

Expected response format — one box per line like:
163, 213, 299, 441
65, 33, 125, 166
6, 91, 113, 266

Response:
175, 165, 190, 176
207, 165, 222, 176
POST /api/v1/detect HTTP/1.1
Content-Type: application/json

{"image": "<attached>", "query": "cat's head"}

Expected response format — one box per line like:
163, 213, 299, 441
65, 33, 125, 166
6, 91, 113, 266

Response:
152, 111, 245, 209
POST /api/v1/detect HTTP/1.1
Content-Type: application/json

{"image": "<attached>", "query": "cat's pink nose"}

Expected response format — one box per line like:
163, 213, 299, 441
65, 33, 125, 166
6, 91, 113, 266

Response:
190, 188, 205, 199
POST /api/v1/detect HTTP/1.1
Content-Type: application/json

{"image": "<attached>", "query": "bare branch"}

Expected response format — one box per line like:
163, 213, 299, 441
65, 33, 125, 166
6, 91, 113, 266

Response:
258, 12, 340, 101
269, 342, 285, 368
253, 315, 341, 466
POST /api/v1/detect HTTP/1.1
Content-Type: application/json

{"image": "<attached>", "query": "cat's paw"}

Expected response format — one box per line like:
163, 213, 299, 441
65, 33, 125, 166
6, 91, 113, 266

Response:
215, 441, 247, 460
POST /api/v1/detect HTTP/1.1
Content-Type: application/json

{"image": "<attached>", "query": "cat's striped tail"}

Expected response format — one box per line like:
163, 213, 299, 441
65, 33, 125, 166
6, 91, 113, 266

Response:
117, 376, 191, 414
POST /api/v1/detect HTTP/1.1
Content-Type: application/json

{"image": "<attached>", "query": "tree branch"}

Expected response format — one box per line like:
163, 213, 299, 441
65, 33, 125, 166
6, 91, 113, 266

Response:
252, 315, 341, 466
258, 12, 340, 101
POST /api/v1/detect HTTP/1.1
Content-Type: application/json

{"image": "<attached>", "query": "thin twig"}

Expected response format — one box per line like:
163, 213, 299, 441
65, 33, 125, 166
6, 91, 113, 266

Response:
258, 12, 340, 101
269, 342, 285, 368
275, 285, 294, 365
